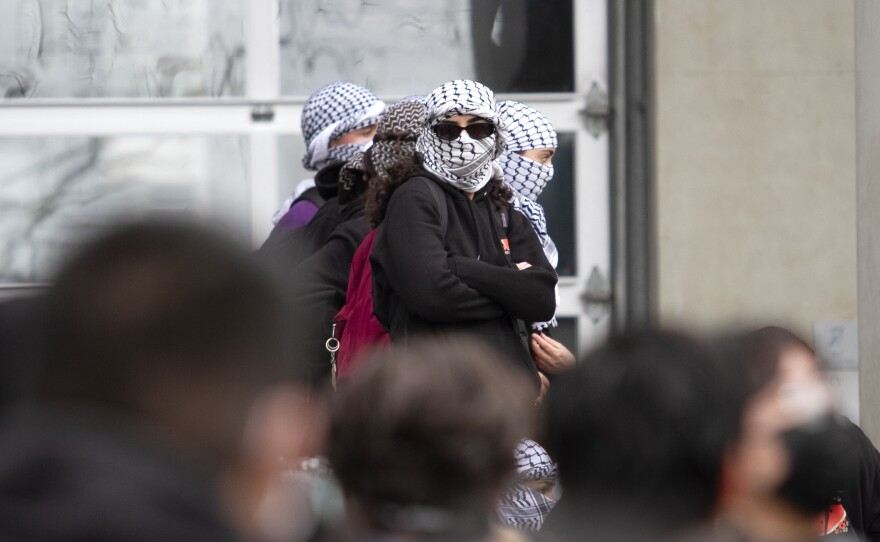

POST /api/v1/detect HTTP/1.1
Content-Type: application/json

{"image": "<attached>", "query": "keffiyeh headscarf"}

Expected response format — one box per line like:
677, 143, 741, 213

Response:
497, 100, 558, 201
338, 151, 366, 204
498, 101, 560, 330
497, 439, 559, 532
417, 80, 507, 193
301, 82, 386, 171
365, 98, 427, 186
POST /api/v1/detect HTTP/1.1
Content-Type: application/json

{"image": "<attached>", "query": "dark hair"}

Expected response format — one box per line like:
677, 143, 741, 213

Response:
328, 337, 532, 537
44, 220, 290, 465
722, 326, 814, 404
365, 153, 513, 228
545, 330, 738, 538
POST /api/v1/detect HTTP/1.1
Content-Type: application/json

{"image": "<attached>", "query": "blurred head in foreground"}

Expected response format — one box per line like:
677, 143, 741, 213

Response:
0, 220, 325, 541
328, 338, 533, 541
719, 326, 855, 541
544, 330, 739, 541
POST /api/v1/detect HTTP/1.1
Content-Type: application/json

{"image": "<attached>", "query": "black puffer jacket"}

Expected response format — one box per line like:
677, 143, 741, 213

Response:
370, 173, 557, 388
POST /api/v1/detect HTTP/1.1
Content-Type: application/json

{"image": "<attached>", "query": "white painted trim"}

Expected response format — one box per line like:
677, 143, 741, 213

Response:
246, 0, 281, 100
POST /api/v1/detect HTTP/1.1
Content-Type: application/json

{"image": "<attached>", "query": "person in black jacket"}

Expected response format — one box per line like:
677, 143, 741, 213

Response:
369, 80, 557, 394
289, 99, 428, 385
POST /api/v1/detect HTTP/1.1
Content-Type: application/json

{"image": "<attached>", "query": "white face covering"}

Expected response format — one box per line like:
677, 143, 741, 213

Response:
417, 80, 507, 193
500, 151, 554, 201
497, 100, 558, 201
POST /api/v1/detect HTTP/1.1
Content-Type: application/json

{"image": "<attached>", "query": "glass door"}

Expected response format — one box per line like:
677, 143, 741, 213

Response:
0, 0, 611, 353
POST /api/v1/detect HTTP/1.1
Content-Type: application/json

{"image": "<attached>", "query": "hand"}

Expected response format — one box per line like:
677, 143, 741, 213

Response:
531, 333, 576, 374
536, 371, 550, 405
516, 261, 532, 270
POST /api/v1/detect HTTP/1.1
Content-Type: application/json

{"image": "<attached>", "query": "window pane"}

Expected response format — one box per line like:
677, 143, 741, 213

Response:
539, 132, 575, 276
280, 0, 574, 96
0, 1, 245, 99
0, 136, 249, 283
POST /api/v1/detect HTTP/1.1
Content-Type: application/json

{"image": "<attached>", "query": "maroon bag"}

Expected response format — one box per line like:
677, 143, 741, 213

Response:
326, 177, 448, 388
327, 227, 389, 387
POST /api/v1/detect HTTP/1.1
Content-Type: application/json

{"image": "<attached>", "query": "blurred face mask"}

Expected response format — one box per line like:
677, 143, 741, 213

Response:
775, 413, 853, 516
763, 378, 853, 516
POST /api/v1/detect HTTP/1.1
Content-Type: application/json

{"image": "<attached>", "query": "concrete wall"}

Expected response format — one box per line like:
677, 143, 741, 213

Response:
655, 0, 856, 332
654, 0, 858, 419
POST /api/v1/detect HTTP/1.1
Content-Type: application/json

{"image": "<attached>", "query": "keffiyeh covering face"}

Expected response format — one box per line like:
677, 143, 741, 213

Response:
497, 440, 559, 532
301, 82, 386, 171
498, 100, 558, 201
365, 98, 427, 186
417, 80, 507, 193
337, 151, 366, 204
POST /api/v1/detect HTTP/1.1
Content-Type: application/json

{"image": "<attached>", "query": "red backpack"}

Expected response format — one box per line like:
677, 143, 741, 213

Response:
326, 178, 448, 388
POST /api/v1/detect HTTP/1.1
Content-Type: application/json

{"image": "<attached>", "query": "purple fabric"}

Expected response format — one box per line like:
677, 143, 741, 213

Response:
272, 200, 319, 234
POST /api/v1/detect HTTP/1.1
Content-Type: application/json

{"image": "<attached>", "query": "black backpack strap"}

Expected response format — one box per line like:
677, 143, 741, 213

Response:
292, 186, 326, 209
490, 202, 513, 265
489, 203, 531, 354
420, 177, 448, 235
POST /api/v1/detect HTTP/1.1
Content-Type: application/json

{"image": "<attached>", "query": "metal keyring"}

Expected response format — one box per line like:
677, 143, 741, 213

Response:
325, 337, 340, 352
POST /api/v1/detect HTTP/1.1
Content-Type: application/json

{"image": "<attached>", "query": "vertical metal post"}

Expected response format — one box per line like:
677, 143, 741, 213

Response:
246, 0, 281, 244
856, 0, 880, 444
608, 0, 656, 332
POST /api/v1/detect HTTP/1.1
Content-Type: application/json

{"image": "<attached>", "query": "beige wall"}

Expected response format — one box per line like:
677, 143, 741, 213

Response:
654, 0, 857, 337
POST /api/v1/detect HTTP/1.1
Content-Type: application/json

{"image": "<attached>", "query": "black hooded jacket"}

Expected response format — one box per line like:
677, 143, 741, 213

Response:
370, 173, 557, 388
288, 196, 371, 383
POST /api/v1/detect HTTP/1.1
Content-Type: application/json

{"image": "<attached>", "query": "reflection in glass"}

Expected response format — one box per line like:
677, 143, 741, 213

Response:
0, 137, 249, 283
0, 1, 245, 99
279, 0, 573, 96
539, 132, 575, 276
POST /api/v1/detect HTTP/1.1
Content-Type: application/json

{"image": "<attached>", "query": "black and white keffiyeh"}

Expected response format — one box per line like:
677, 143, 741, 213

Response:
365, 98, 427, 186
417, 80, 507, 193
497, 439, 559, 532
498, 100, 557, 201
499, 101, 560, 329
514, 439, 558, 482
301, 82, 386, 171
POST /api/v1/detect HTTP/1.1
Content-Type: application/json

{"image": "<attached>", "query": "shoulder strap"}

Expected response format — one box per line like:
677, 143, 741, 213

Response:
419, 177, 448, 235
490, 202, 513, 265
292, 186, 326, 208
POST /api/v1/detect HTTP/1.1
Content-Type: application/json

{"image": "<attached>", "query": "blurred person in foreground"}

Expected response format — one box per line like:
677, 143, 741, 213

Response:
327, 338, 534, 542
718, 327, 876, 541
0, 221, 327, 542
543, 330, 740, 542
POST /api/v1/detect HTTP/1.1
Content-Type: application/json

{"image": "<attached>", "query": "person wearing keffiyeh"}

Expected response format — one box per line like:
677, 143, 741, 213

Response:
271, 82, 385, 234
370, 80, 558, 396
497, 439, 560, 532
286, 98, 428, 384
497, 101, 576, 376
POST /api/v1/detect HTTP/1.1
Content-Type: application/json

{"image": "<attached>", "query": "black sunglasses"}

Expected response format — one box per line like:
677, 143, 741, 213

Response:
432, 122, 496, 141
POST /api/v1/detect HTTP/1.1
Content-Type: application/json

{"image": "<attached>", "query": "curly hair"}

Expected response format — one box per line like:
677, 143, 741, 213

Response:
365, 153, 512, 228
